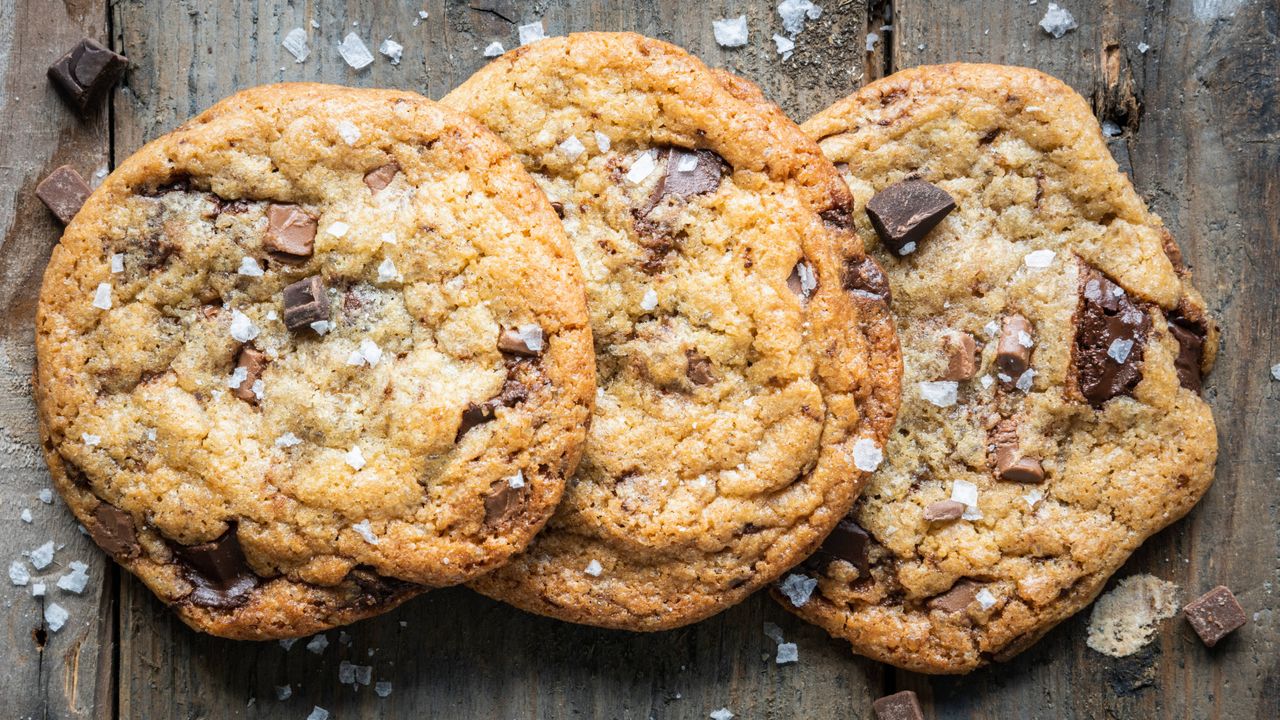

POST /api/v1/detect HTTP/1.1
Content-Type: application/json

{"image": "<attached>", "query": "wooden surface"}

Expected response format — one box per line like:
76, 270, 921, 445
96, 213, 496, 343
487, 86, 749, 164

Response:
1, 0, 1275, 717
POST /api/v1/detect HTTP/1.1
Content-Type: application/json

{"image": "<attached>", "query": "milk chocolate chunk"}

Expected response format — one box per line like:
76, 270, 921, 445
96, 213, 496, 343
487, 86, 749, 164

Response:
929, 579, 979, 612
990, 419, 1045, 483
872, 691, 924, 720
1075, 266, 1151, 405
47, 39, 128, 113
865, 179, 955, 255
649, 148, 727, 206
497, 325, 544, 357
172, 528, 258, 608
282, 275, 329, 331
232, 346, 268, 403
91, 503, 139, 559
996, 314, 1035, 378
844, 256, 892, 304
942, 332, 978, 381
264, 204, 317, 262
483, 478, 527, 528
686, 351, 717, 386
1184, 586, 1246, 647
924, 499, 966, 522
1166, 310, 1207, 392
456, 364, 533, 440
36, 165, 92, 225
363, 162, 400, 192
820, 518, 870, 574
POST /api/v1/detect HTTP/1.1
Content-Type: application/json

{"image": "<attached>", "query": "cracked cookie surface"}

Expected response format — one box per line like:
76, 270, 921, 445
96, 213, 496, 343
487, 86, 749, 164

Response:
777, 64, 1218, 673
35, 83, 594, 639
444, 33, 900, 630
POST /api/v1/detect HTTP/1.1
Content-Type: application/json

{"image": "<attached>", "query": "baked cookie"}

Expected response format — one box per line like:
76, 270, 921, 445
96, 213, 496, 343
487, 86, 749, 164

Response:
776, 64, 1218, 673
35, 83, 594, 639
443, 33, 901, 630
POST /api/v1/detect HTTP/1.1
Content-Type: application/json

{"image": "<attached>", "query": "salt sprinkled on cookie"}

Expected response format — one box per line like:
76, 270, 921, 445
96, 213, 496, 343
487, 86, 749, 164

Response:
852, 438, 884, 472
919, 381, 958, 407
110, 253, 124, 273
344, 446, 366, 470
326, 220, 349, 237
712, 16, 748, 48
229, 309, 260, 342
82, 433, 100, 447
584, 559, 603, 577
237, 256, 264, 277
1024, 249, 1055, 268
353, 520, 380, 545
507, 471, 526, 489
625, 150, 658, 184
376, 258, 400, 283
92, 282, 112, 310
975, 588, 998, 610
335, 121, 361, 145
558, 135, 586, 161
593, 131, 611, 151
640, 288, 658, 312
274, 432, 302, 448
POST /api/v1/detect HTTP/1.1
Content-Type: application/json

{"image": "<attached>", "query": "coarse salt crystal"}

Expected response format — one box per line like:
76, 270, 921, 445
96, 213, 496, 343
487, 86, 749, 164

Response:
1017, 330, 1035, 348
39, 488, 53, 503
353, 519, 379, 545
899, 241, 918, 255
9, 560, 29, 586
483, 41, 505, 57
626, 150, 658, 184
1271, 363, 1280, 381
327, 221, 350, 237
919, 380, 958, 407
146, 428, 157, 441
227, 366, 249, 389
45, 602, 69, 632
379, 38, 404, 65
377, 258, 400, 283
57, 560, 90, 594
375, 680, 393, 697
640, 288, 659, 312
584, 559, 603, 577
110, 253, 124, 273
306, 707, 329, 720
865, 32, 879, 52
335, 121, 361, 145
1024, 249, 1055, 268
776, 642, 799, 664
82, 433, 101, 447
951, 479, 979, 508
338, 660, 357, 684
778, 0, 822, 35
778, 573, 817, 607
713, 16, 749, 48
980, 375, 995, 389
518, 21, 547, 46
92, 283, 112, 310
512, 323, 545, 353
507, 471, 525, 489
710, 710, 735, 720
283, 28, 310, 62
32, 581, 46, 597
338, 33, 374, 69
238, 256, 264, 277
347, 338, 383, 367
275, 432, 302, 448
275, 685, 292, 700
310, 320, 331, 335
30, 541, 55, 570
1015, 369, 1036, 393
279, 638, 297, 650
984, 320, 1000, 337
593, 131, 611, 152
306, 634, 329, 654
229, 310, 260, 342
558, 135, 586, 161
345, 445, 366, 470
21, 509, 32, 523
1138, 41, 1150, 53
1108, 338, 1134, 364
976, 588, 998, 610
852, 438, 883, 472
1023, 488, 1044, 508
794, 261, 817, 297
772, 33, 796, 59
1038, 3, 1078, 38
355, 665, 372, 685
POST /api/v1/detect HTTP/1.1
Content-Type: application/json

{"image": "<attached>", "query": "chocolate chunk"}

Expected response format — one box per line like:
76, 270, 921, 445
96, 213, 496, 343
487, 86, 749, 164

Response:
456, 363, 534, 441
232, 346, 268, 403
819, 518, 870, 574
363, 162, 401, 192
686, 351, 717, 386
996, 314, 1035, 378
820, 201, 853, 231
1166, 310, 1206, 392
843, 256, 892, 304
263, 204, 317, 262
550, 201, 565, 218
172, 528, 258, 609
865, 179, 956, 255
497, 325, 545, 357
90, 503, 139, 559
647, 148, 727, 208
1183, 586, 1246, 647
47, 39, 128, 114
990, 419, 1045, 483
36, 165, 92, 225
483, 478, 527, 528
1075, 267, 1152, 405
942, 332, 978, 381
457, 402, 496, 439
282, 275, 329, 331
929, 579, 979, 612
923, 499, 966, 522
786, 260, 818, 302
872, 690, 924, 720
346, 566, 415, 607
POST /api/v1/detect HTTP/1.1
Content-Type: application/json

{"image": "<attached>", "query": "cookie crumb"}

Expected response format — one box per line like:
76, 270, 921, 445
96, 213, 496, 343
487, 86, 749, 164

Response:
1086, 574, 1179, 657
712, 16, 749, 48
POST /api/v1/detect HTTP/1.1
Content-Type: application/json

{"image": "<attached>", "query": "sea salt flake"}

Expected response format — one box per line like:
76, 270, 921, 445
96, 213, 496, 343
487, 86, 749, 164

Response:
327, 221, 350, 237
338, 33, 374, 69
355, 665, 372, 685
778, 573, 817, 607
710, 709, 735, 720
518, 21, 547, 46
640, 288, 659, 311
45, 602, 69, 632
345, 445, 367, 470
306, 707, 330, 720
775, 642, 799, 664
1024, 249, 1055, 268
899, 241, 918, 255
795, 261, 817, 297
335, 121, 361, 145
379, 38, 404, 65
80, 431, 101, 447
39, 488, 53, 503
310, 320, 332, 335
919, 380, 959, 407
778, 0, 823, 35
951, 479, 979, 508
865, 32, 879, 52
377, 258, 400, 283
1108, 338, 1134, 364
227, 366, 249, 389
279, 638, 297, 650
483, 41, 505, 58
980, 375, 995, 389
30, 541, 55, 570
9, 560, 29, 586
275, 685, 292, 700
507, 471, 526, 489
32, 581, 46, 596
275, 432, 302, 448
1138, 41, 1150, 53
338, 660, 357, 684
626, 150, 658, 183
1271, 363, 1280, 381
92, 283, 112, 310
763, 621, 786, 644
229, 309, 260, 342
353, 519, 380, 545
713, 16, 749, 47
57, 561, 90, 594
1015, 369, 1036, 393
512, 323, 545, 353
283, 28, 310, 62
984, 320, 1000, 337
1101, 120, 1123, 137
1023, 488, 1044, 508
1017, 330, 1035, 348
1039, 3, 1078, 38
238, 256, 264, 277
558, 135, 586, 161
772, 34, 795, 59
110, 253, 124, 273
584, 559, 603, 577
375, 681, 393, 697
593, 131, 611, 151
852, 438, 883, 472
21, 509, 32, 523
976, 588, 998, 610
306, 634, 329, 654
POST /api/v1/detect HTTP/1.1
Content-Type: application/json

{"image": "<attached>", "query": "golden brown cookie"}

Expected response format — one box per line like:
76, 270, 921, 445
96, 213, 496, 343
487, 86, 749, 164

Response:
444, 33, 901, 630
776, 64, 1217, 673
35, 83, 594, 639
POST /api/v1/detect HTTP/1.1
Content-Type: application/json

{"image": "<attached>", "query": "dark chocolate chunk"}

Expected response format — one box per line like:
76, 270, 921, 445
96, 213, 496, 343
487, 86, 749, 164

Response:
1166, 309, 1206, 392
47, 38, 128, 113
942, 331, 978, 381
282, 275, 329, 331
263, 203, 317, 262
996, 314, 1035, 378
497, 325, 545, 357
686, 351, 717, 386
1183, 586, 1246, 647
346, 566, 416, 607
924, 499, 966, 522
820, 201, 853, 231
36, 165, 92, 225
483, 477, 527, 528
843, 256, 892, 304
455, 363, 534, 441
872, 690, 924, 720
172, 528, 258, 609
1075, 266, 1152, 405
363, 162, 401, 192
90, 503, 139, 559
865, 179, 955, 255
929, 579, 979, 612
232, 346, 268, 403
820, 518, 870, 574
990, 419, 1045, 483
786, 260, 818, 302
647, 148, 727, 208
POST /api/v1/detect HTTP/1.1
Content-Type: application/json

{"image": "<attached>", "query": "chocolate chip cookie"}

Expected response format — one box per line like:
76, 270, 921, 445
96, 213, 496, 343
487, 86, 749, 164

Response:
777, 64, 1218, 673
443, 33, 901, 630
35, 83, 594, 639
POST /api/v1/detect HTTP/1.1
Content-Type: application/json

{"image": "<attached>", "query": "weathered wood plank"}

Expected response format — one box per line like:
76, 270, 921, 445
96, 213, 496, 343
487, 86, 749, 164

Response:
0, 0, 116, 717
891, 0, 1280, 718
108, 1, 879, 718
